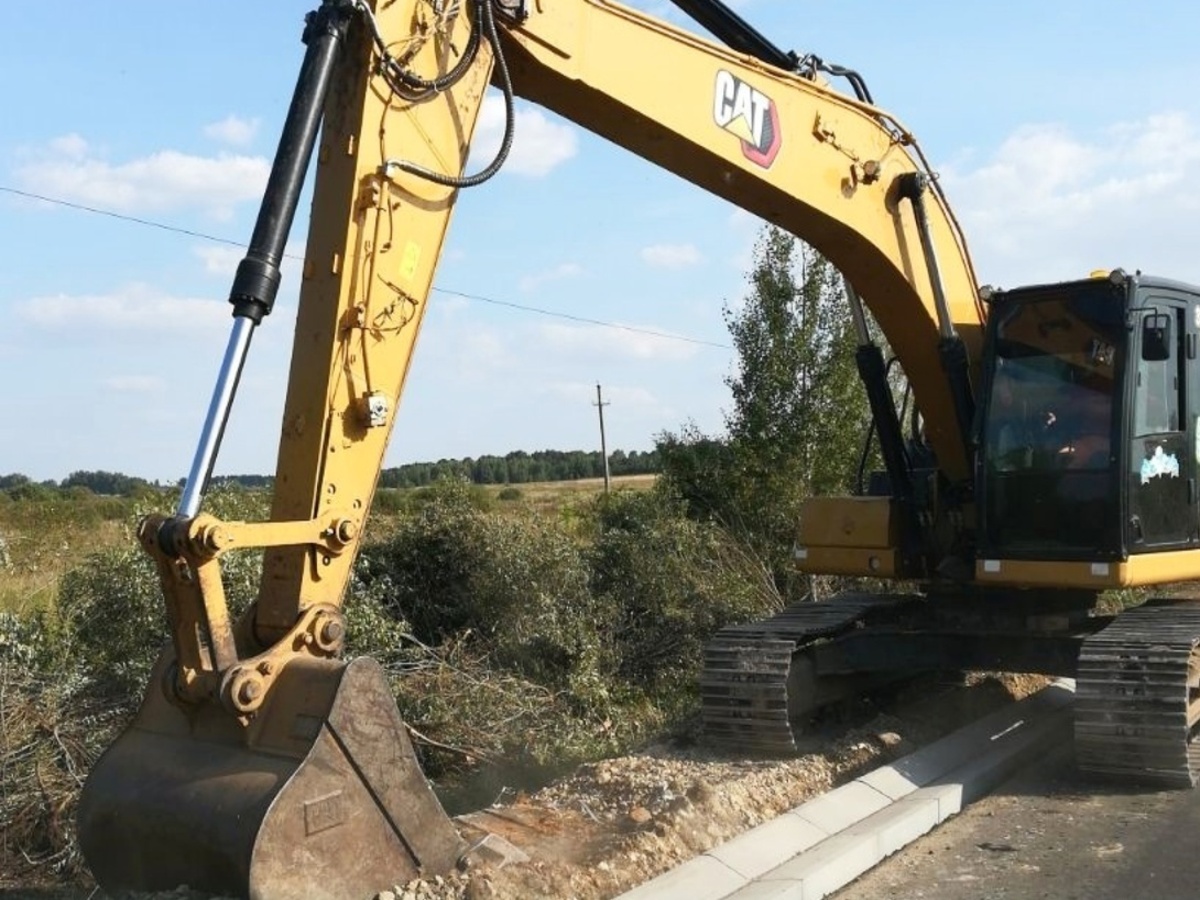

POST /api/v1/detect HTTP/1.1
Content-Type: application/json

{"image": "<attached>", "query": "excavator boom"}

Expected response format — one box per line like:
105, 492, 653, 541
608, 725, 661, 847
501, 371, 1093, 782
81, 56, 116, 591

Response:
75, 2, 989, 895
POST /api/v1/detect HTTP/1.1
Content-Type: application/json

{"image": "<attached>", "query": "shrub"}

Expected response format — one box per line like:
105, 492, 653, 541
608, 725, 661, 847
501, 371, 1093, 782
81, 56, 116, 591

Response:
360, 478, 597, 688
588, 489, 781, 695
372, 487, 409, 516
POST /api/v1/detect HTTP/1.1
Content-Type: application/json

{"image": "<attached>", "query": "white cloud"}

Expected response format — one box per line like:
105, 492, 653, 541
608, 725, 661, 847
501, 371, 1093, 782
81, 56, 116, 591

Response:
640, 242, 702, 269
204, 115, 260, 147
519, 262, 583, 292
17, 283, 229, 333
445, 327, 515, 383
16, 136, 269, 219
193, 245, 244, 276
471, 94, 578, 177
49, 133, 89, 160
104, 375, 167, 393
537, 322, 699, 362
941, 112, 1200, 286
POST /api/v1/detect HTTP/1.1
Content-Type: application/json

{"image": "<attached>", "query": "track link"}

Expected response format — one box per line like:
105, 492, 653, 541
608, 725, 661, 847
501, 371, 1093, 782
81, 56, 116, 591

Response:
701, 592, 914, 754
1075, 600, 1200, 787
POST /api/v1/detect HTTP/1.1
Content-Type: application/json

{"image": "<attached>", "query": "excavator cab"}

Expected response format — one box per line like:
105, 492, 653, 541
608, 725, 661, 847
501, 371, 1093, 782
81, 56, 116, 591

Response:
975, 269, 1200, 588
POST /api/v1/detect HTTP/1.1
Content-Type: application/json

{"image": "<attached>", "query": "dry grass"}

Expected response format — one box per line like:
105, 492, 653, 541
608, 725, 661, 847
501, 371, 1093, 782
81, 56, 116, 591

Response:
485, 474, 657, 516
0, 504, 130, 616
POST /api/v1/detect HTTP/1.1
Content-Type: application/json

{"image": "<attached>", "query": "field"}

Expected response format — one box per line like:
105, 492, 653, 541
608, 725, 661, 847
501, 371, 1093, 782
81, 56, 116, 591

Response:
0, 495, 133, 616
0, 474, 657, 615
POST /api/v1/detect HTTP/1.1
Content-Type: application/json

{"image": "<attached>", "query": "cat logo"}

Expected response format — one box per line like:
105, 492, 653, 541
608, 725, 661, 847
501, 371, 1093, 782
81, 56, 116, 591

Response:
713, 70, 782, 168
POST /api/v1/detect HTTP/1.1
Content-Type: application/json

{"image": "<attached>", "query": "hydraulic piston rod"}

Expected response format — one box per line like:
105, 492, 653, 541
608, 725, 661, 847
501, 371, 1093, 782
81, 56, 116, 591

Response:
177, 2, 353, 518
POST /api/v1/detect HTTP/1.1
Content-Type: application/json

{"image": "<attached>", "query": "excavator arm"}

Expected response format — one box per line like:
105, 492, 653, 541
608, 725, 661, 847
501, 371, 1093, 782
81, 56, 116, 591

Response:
496, 0, 982, 481
78, 2, 992, 897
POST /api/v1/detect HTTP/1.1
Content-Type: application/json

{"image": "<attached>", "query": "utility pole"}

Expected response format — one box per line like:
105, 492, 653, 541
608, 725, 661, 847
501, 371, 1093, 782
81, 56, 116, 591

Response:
594, 383, 611, 493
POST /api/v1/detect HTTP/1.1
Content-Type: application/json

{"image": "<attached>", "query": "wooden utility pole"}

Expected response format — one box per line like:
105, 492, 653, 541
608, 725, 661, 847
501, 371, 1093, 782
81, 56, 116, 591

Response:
594, 383, 611, 493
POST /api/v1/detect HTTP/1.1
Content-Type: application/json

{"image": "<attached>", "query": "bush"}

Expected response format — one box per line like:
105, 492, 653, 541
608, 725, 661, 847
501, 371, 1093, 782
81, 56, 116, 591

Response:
372, 487, 409, 516
360, 478, 597, 688
2, 476, 792, 879
589, 489, 780, 694
1, 612, 123, 882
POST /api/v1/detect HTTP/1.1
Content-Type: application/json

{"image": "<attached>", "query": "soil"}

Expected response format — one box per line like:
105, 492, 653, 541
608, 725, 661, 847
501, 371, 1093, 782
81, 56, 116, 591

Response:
387, 672, 1048, 900
8, 672, 1046, 900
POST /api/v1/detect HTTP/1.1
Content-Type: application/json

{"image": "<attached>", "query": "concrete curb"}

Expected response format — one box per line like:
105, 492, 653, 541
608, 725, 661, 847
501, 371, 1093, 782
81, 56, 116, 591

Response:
616, 679, 1075, 900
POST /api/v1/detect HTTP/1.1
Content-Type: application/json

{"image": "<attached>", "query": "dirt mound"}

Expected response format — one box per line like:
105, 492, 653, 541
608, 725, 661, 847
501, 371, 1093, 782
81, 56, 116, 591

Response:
384, 672, 1047, 900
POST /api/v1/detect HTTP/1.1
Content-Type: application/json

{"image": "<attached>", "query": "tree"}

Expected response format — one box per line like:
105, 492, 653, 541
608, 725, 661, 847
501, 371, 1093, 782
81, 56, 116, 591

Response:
658, 225, 873, 598
62, 470, 149, 496
724, 227, 867, 497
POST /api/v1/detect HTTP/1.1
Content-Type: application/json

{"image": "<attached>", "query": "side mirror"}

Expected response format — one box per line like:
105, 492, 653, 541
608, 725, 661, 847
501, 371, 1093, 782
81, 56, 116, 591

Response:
1142, 312, 1172, 361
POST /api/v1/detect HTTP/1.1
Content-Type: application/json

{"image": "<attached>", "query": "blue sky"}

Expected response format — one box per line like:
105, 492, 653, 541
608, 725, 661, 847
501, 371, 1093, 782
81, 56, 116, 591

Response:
3, 1, 1199, 482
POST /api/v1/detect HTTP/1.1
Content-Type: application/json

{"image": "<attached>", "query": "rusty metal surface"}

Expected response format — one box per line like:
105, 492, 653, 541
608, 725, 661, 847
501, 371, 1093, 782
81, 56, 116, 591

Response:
78, 655, 464, 900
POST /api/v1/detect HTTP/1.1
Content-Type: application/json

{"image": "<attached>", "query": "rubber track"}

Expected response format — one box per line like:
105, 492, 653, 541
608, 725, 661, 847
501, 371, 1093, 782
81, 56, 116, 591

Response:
701, 592, 910, 754
1075, 600, 1200, 787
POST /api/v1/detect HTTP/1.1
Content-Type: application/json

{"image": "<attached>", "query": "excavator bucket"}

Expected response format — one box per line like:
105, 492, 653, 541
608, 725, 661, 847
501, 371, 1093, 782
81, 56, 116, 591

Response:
78, 654, 464, 900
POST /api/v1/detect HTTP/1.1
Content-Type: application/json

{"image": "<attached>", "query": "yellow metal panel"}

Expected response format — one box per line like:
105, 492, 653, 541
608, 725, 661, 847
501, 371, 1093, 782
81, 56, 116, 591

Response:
501, 0, 982, 481
975, 551, 1200, 590
256, 3, 494, 637
794, 545, 899, 578
974, 558, 1123, 590
797, 496, 897, 550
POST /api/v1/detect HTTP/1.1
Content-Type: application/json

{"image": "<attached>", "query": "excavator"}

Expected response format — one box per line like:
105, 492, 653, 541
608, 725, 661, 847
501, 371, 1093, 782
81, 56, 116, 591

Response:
75, 0, 1200, 897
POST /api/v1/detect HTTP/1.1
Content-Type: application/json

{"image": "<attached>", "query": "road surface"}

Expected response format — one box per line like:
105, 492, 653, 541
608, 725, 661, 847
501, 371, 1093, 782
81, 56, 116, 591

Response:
834, 744, 1200, 900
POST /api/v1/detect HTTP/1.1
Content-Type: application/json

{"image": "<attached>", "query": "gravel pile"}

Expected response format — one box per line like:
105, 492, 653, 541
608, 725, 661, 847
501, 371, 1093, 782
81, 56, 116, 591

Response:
384, 673, 1046, 900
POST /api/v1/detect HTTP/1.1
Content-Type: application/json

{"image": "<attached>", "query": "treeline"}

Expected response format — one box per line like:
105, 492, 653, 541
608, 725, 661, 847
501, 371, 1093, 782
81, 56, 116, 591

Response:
0, 450, 661, 501
0, 470, 160, 500
378, 449, 660, 488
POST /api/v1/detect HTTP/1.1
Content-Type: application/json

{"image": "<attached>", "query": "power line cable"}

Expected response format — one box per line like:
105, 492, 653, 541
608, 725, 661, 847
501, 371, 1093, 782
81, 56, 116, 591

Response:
0, 185, 256, 251
431, 287, 730, 349
0, 184, 731, 350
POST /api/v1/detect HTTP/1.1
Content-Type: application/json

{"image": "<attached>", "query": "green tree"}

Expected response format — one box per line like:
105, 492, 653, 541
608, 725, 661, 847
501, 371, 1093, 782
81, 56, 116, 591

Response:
724, 227, 866, 496
659, 226, 873, 596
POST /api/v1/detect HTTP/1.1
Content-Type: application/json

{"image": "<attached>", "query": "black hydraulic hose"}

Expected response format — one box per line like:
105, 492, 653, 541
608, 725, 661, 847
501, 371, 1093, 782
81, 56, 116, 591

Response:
230, 1, 354, 324
385, 0, 514, 187
819, 61, 873, 104
375, 0, 484, 97
664, 0, 797, 71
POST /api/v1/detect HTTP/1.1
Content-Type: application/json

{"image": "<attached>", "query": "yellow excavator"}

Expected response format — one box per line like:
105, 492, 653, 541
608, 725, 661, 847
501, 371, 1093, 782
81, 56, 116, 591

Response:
76, 0, 1200, 897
